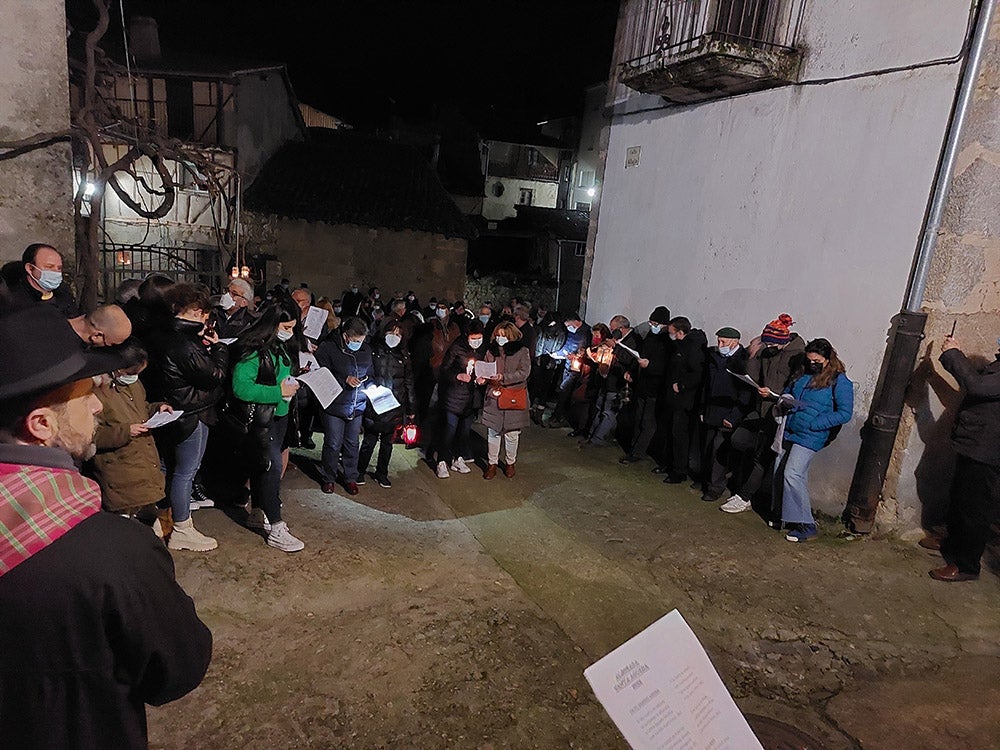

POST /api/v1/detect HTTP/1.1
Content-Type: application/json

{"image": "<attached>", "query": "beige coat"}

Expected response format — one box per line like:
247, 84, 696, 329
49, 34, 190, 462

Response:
480, 341, 531, 434
91, 380, 165, 512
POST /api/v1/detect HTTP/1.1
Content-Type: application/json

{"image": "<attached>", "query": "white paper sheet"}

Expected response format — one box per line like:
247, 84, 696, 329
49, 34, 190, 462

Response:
295, 367, 342, 409
142, 409, 185, 429
302, 306, 330, 340
362, 384, 401, 415
728, 370, 806, 406
299, 352, 319, 372
614, 340, 641, 359
474, 361, 497, 379
584, 610, 763, 750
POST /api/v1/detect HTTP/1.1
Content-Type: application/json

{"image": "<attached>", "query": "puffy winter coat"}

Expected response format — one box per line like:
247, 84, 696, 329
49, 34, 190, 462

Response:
481, 340, 532, 433
440, 338, 486, 417
365, 340, 417, 431
784, 372, 854, 451
315, 336, 373, 419
940, 348, 1000, 466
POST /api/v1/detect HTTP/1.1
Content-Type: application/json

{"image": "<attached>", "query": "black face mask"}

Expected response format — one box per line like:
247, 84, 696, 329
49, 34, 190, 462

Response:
806, 362, 823, 374
760, 346, 780, 359
612, 329, 623, 341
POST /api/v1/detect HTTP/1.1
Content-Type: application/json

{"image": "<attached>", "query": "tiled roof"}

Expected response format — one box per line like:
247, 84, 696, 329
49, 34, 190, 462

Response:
244, 134, 476, 239
502, 206, 591, 242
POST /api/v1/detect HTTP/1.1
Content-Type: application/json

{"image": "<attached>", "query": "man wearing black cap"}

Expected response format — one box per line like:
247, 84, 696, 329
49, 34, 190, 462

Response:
621, 306, 671, 464
0, 306, 212, 748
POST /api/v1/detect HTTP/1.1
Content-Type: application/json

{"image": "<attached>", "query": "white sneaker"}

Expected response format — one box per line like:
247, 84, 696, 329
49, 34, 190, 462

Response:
168, 518, 218, 551
720, 494, 752, 514
247, 508, 271, 532
450, 457, 472, 474
267, 521, 305, 552
436, 461, 450, 479
190, 498, 215, 511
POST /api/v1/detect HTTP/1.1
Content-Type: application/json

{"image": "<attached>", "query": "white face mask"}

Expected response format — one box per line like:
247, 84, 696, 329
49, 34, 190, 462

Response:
219, 292, 236, 310
496, 336, 508, 346
668, 332, 678, 341
436, 308, 448, 319
276, 329, 294, 342
566, 324, 579, 334
468, 338, 483, 349
384, 333, 402, 349
373, 292, 380, 299
650, 324, 662, 334
116, 373, 139, 386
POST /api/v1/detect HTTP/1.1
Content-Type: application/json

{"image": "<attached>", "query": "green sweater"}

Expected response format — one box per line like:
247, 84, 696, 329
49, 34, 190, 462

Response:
232, 350, 293, 418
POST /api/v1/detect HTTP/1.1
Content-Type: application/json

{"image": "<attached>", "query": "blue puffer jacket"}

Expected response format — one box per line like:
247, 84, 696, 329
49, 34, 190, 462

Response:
784, 372, 854, 451
315, 337, 374, 419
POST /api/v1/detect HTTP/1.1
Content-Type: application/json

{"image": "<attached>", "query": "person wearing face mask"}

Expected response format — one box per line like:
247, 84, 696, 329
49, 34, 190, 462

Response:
315, 317, 373, 496
227, 305, 304, 552
414, 300, 460, 436
144, 283, 229, 552
774, 338, 853, 543
621, 306, 671, 465
545, 312, 592, 428
655, 316, 709, 483
341, 284, 364, 318
215, 278, 258, 339
478, 303, 497, 340
481, 322, 532, 478
696, 326, 753, 503
358, 324, 416, 488
720, 314, 806, 516
583, 315, 640, 448
89, 339, 174, 528
434, 321, 487, 478
4, 243, 80, 317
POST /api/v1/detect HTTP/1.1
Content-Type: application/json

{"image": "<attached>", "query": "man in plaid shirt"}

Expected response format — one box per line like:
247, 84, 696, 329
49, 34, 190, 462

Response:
0, 306, 212, 749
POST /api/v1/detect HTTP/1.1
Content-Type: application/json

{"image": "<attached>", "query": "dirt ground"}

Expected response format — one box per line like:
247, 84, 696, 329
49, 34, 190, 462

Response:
148, 425, 1000, 749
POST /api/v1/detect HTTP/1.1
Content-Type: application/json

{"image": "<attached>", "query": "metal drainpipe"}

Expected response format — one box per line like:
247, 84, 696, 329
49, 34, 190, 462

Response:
844, 0, 996, 534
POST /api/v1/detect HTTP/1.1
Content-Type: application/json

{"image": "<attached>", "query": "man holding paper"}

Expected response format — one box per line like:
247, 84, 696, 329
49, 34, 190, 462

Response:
315, 317, 373, 496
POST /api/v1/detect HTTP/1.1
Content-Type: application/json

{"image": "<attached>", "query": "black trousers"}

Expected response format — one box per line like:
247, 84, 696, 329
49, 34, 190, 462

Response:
942, 453, 1000, 575
667, 405, 694, 476
359, 427, 394, 479
628, 394, 658, 459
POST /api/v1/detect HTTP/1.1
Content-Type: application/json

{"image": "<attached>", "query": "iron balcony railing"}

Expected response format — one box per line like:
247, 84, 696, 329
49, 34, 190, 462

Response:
621, 0, 807, 70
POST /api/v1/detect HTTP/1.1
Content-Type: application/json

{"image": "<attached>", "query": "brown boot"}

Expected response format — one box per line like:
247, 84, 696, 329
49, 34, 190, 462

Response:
483, 464, 497, 480
154, 507, 174, 542
503, 463, 516, 478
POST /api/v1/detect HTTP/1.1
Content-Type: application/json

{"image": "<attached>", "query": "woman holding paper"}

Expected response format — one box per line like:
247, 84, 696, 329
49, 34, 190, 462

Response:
358, 322, 416, 488
315, 316, 374, 496
774, 338, 854, 542
434, 320, 487, 479
481, 321, 531, 479
91, 338, 173, 532
230, 306, 304, 552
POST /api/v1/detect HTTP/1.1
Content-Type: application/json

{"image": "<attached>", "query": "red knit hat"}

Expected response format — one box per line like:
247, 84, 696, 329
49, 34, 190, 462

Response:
761, 313, 794, 345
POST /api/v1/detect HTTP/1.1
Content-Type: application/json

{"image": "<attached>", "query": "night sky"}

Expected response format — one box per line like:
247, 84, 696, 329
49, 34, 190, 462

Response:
70, 0, 620, 130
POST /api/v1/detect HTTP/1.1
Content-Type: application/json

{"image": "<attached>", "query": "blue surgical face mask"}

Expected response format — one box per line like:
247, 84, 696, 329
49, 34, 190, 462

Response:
719, 345, 736, 357
32, 265, 63, 291
496, 336, 508, 346
436, 308, 448, 319
566, 324, 579, 334
650, 324, 662, 335
347, 340, 363, 352
479, 314, 491, 324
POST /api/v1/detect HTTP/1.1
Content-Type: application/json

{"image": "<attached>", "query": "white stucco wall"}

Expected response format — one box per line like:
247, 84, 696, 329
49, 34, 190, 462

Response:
482, 177, 560, 220
587, 0, 973, 519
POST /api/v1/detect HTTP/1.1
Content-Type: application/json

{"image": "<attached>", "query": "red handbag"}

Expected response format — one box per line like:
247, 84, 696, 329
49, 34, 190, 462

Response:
496, 386, 528, 410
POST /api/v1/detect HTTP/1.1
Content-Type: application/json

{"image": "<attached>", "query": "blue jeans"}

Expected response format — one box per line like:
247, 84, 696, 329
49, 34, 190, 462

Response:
166, 420, 209, 523
249, 415, 287, 523
320, 412, 363, 483
437, 410, 473, 466
589, 389, 619, 444
775, 441, 817, 525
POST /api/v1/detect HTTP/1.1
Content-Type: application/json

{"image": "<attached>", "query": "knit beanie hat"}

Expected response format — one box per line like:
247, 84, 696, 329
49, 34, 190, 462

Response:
761, 313, 794, 345
716, 326, 741, 339
649, 306, 671, 325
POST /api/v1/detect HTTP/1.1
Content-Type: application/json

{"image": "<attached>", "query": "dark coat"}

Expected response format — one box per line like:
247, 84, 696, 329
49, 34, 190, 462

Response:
0, 507, 211, 749
215, 305, 258, 339
365, 340, 417, 431
663, 328, 708, 410
428, 317, 461, 376
314, 336, 373, 419
746, 333, 807, 419
5, 277, 80, 317
703, 345, 753, 427
440, 338, 486, 416
145, 318, 229, 441
941, 349, 1000, 466
636, 330, 671, 397
604, 330, 641, 393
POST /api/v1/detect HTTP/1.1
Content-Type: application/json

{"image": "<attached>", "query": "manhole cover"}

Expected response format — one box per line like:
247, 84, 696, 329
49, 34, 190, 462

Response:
745, 714, 825, 750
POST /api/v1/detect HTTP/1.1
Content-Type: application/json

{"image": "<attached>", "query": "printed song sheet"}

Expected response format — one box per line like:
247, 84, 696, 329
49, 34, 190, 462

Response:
363, 385, 401, 415
584, 610, 763, 750
474, 361, 497, 379
302, 306, 330, 340
295, 367, 342, 409
142, 410, 185, 429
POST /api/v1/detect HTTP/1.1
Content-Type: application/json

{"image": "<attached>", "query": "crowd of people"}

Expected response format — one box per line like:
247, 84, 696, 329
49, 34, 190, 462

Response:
1, 241, 998, 745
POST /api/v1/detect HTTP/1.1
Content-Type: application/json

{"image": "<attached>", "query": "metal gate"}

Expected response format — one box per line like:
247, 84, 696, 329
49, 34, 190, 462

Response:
101, 244, 224, 297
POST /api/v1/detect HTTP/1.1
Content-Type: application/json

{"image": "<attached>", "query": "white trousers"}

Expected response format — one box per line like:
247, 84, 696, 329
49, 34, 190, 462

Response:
487, 428, 520, 465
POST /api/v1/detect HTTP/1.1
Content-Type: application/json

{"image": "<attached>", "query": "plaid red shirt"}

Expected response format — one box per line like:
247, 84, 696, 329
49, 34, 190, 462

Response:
0, 446, 101, 576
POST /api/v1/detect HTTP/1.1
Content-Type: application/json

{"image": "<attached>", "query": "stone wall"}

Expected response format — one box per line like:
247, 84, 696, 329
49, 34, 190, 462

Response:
0, 0, 74, 266
889, 10, 1000, 534
243, 212, 467, 303
464, 275, 557, 313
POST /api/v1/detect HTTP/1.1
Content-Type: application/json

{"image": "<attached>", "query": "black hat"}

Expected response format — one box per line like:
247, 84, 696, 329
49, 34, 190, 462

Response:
0, 306, 123, 400
649, 306, 671, 325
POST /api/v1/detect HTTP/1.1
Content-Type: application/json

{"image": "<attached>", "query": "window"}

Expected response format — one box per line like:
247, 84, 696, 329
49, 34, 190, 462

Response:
574, 244, 586, 257
577, 169, 596, 188
518, 188, 534, 206
575, 201, 592, 211
526, 147, 538, 166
